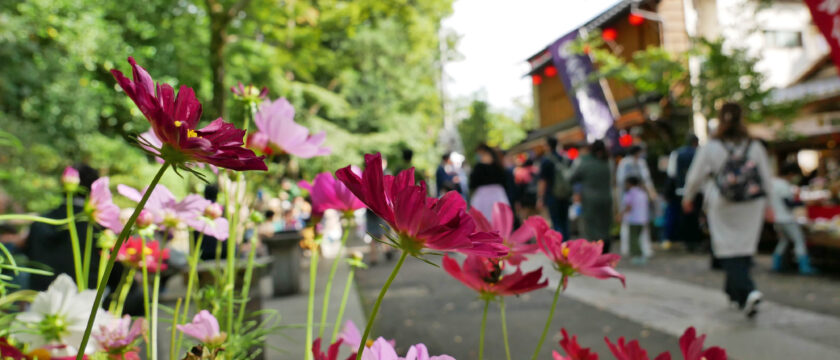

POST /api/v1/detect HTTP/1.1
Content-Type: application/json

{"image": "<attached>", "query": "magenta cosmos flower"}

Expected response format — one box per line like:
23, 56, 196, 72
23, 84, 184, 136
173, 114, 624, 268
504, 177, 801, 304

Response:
299, 172, 365, 218
528, 217, 625, 289
249, 97, 330, 158
443, 255, 546, 298
86, 177, 123, 233
116, 237, 170, 272
110, 57, 266, 171
93, 315, 145, 355
553, 329, 598, 360
679, 327, 726, 360
312, 338, 353, 360
177, 310, 226, 346
605, 336, 670, 360
469, 202, 539, 265
336, 153, 506, 257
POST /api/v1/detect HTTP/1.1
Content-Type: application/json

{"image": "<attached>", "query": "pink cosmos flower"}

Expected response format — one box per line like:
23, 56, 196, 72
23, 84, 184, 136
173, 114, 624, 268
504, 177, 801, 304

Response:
605, 336, 670, 360
249, 97, 330, 158
86, 177, 123, 233
679, 327, 726, 360
116, 237, 170, 272
299, 172, 365, 218
553, 329, 599, 360
117, 184, 206, 230
528, 217, 625, 289
312, 338, 354, 360
110, 57, 266, 171
176, 310, 226, 346
93, 315, 145, 354
442, 255, 547, 298
230, 82, 268, 101
469, 202, 539, 265
185, 202, 230, 241
336, 153, 507, 257
0, 337, 25, 360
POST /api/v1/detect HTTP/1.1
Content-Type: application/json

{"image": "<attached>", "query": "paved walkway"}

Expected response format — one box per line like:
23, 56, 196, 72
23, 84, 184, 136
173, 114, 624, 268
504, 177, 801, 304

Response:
520, 255, 840, 360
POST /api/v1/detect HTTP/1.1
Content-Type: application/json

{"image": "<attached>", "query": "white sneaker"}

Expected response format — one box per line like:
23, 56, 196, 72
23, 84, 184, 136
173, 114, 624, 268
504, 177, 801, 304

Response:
744, 290, 763, 318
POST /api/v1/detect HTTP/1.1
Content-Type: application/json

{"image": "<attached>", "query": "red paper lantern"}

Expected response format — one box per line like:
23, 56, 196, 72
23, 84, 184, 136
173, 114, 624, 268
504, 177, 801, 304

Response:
619, 134, 633, 147
628, 13, 644, 26
532, 74, 543, 85
566, 147, 579, 160
544, 65, 557, 77
602, 28, 618, 41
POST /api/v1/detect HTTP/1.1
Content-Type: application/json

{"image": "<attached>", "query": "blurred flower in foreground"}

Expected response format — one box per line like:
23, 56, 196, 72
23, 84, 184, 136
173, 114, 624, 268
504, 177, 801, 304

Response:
186, 201, 230, 240
86, 177, 123, 233
553, 327, 727, 360
679, 327, 726, 360
0, 338, 25, 360
110, 57, 266, 171
177, 310, 227, 347
553, 329, 598, 360
528, 217, 625, 289
443, 255, 546, 299
14, 274, 106, 355
299, 172, 365, 218
336, 153, 506, 257
249, 97, 331, 158
469, 202, 539, 265
605, 335, 669, 360
311, 338, 352, 360
116, 237, 170, 272
93, 315, 144, 359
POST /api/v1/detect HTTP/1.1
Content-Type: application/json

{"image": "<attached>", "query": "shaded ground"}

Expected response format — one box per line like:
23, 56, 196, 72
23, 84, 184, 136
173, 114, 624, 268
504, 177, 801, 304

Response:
627, 251, 840, 317
354, 255, 679, 360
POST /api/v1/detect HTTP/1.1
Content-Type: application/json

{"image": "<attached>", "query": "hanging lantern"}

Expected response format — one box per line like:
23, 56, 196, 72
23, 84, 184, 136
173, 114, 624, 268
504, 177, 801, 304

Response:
602, 28, 618, 41
619, 134, 634, 147
628, 13, 644, 26
544, 65, 557, 77
532, 74, 543, 85
566, 147, 579, 160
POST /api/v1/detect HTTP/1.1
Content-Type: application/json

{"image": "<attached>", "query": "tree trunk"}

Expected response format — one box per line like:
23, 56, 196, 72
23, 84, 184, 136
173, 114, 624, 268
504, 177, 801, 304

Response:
209, 13, 227, 120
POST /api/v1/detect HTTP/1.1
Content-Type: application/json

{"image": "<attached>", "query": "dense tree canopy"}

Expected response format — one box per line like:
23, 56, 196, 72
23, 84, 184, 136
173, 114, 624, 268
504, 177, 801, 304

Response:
0, 0, 454, 211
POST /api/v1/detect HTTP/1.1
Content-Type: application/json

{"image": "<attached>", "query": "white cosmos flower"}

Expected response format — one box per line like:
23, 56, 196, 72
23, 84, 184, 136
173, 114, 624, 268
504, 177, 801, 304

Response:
14, 274, 106, 355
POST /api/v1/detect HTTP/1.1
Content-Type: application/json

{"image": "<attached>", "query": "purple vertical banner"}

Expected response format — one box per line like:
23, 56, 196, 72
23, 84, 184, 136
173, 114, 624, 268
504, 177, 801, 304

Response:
549, 30, 617, 146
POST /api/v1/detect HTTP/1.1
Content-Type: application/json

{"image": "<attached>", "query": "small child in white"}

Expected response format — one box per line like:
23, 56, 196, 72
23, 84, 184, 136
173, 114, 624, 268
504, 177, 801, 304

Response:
621, 176, 649, 264
771, 163, 816, 275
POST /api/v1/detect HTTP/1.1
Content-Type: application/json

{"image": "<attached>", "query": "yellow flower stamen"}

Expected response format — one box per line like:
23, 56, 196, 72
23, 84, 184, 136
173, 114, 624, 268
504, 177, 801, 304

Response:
366, 339, 375, 348
187, 129, 198, 138
143, 247, 153, 255
174, 121, 183, 127
562, 247, 570, 258
126, 248, 137, 255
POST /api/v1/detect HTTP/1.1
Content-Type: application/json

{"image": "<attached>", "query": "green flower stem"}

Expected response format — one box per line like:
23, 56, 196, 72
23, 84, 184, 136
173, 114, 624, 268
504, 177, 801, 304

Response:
305, 247, 319, 360
176, 233, 203, 353
356, 250, 408, 360
150, 259, 163, 360
318, 228, 350, 338
531, 278, 565, 360
225, 172, 242, 335
235, 231, 258, 330
110, 267, 136, 315
96, 249, 108, 288
500, 298, 511, 360
140, 236, 152, 357
170, 298, 182, 360
82, 223, 93, 291
66, 192, 84, 290
479, 299, 489, 360
75, 161, 170, 360
0, 214, 71, 225
330, 267, 355, 343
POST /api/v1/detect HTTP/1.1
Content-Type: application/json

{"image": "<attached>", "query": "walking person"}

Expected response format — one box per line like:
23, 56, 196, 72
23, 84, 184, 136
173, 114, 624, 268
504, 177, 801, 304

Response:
436, 153, 457, 197
469, 144, 510, 219
771, 163, 817, 275
682, 102, 775, 318
569, 140, 613, 244
667, 134, 702, 252
537, 136, 573, 239
616, 145, 657, 257
620, 177, 649, 264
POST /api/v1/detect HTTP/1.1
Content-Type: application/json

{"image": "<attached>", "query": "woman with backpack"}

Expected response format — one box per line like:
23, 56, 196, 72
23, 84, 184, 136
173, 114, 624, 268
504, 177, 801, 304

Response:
682, 102, 775, 318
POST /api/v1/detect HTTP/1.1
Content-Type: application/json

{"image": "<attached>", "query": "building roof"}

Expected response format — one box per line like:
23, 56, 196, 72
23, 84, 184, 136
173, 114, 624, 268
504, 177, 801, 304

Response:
769, 76, 840, 104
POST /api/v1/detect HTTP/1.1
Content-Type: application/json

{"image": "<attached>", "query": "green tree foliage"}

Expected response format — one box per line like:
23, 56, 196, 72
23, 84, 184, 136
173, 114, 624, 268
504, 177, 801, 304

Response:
0, 0, 454, 211
458, 99, 527, 161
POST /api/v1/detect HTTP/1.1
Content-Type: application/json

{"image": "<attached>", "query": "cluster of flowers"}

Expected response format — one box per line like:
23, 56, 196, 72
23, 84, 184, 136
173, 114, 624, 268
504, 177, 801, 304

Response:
554, 326, 725, 360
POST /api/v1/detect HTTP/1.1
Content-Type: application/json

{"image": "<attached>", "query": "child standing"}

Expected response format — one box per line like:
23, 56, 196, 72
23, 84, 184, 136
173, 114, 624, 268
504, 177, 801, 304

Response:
771, 164, 816, 275
622, 176, 650, 264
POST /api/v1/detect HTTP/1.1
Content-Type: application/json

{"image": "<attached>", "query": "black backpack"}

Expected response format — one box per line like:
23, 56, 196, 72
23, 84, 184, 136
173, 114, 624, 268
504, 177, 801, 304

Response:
714, 141, 765, 202
549, 154, 573, 199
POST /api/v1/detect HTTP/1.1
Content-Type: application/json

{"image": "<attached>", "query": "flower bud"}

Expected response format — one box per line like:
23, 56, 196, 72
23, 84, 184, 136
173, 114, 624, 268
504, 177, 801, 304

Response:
98, 229, 117, 249
136, 209, 154, 229
204, 203, 223, 219
249, 210, 265, 224
350, 250, 364, 262
61, 166, 80, 192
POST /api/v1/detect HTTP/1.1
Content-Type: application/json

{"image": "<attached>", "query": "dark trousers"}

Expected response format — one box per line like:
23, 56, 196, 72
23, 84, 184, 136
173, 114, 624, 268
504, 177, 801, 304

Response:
719, 256, 755, 307
677, 195, 703, 251
629, 225, 644, 257
546, 195, 570, 240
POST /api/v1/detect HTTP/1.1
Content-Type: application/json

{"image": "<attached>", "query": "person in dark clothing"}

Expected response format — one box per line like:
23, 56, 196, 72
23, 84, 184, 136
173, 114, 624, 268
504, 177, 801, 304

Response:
537, 136, 571, 239
469, 144, 510, 219
436, 153, 457, 197
667, 134, 702, 252
569, 140, 613, 244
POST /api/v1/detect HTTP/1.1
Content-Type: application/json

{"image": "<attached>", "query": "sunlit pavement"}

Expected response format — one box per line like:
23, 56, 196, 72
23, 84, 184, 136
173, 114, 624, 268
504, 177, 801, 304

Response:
353, 249, 840, 360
